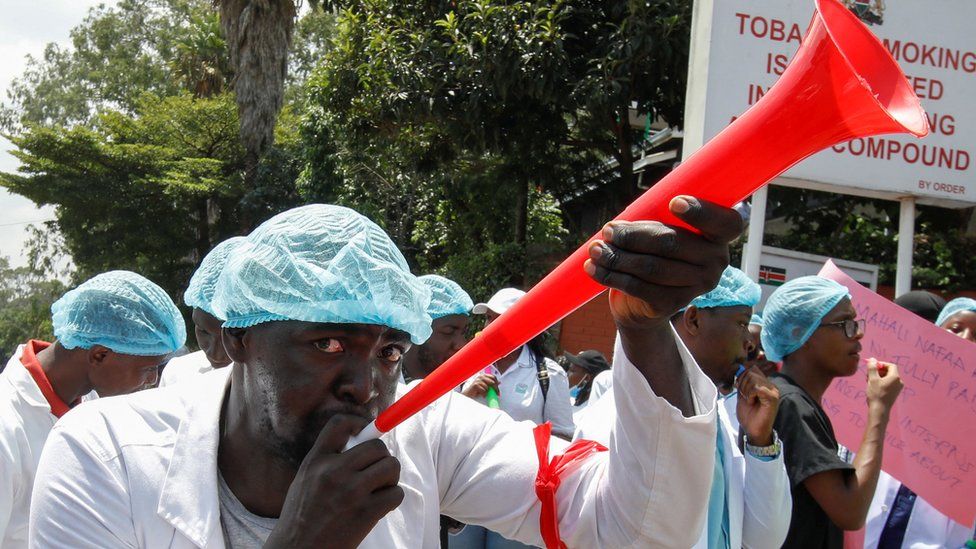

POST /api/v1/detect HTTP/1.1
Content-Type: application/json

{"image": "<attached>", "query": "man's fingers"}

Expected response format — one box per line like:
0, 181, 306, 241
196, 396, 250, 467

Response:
342, 439, 394, 471
586, 262, 692, 312
311, 413, 372, 455
370, 484, 406, 515
669, 196, 744, 244
600, 223, 725, 267
738, 372, 757, 400
588, 242, 705, 287
359, 455, 401, 492
756, 385, 779, 402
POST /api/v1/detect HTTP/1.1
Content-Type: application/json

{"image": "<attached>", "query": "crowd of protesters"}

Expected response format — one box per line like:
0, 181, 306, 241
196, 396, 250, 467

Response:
1, 198, 975, 549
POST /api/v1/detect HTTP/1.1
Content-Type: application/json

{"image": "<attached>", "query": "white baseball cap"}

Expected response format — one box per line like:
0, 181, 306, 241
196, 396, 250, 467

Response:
472, 287, 526, 315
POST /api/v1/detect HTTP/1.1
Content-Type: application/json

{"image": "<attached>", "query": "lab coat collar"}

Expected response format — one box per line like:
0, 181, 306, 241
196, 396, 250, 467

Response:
157, 366, 233, 548
493, 345, 535, 375
2, 344, 52, 413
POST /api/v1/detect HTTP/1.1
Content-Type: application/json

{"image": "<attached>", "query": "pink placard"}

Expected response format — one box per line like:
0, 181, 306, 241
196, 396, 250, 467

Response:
818, 261, 976, 526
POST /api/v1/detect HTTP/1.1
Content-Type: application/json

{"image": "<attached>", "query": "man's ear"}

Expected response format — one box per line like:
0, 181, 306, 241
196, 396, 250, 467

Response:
87, 345, 111, 367
221, 327, 249, 364
682, 306, 703, 336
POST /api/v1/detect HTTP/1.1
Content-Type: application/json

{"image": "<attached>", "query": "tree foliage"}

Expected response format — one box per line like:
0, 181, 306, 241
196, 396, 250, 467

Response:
303, 0, 692, 298
1, 0, 224, 132
2, 92, 302, 300
0, 254, 68, 361
4, 0, 974, 333
766, 186, 976, 292
0, 0, 316, 308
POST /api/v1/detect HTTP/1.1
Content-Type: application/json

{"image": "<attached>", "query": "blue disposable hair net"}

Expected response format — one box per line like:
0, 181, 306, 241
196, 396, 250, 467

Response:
184, 236, 246, 319
760, 276, 850, 362
420, 275, 473, 320
211, 204, 434, 344
52, 270, 186, 356
937, 297, 976, 327
750, 313, 764, 327
689, 266, 761, 310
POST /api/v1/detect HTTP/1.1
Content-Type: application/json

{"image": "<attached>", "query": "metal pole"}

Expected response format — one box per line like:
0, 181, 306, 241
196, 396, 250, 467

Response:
742, 185, 769, 280
895, 197, 916, 297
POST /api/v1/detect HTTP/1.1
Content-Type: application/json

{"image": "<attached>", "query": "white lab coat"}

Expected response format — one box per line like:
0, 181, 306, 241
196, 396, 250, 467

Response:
864, 472, 975, 549
461, 346, 575, 438
587, 369, 613, 407
575, 385, 792, 549
0, 346, 58, 548
30, 332, 717, 549
159, 351, 213, 387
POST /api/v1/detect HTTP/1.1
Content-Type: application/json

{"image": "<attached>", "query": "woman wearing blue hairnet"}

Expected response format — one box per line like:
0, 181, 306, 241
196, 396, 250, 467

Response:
762, 276, 903, 549
937, 298, 976, 343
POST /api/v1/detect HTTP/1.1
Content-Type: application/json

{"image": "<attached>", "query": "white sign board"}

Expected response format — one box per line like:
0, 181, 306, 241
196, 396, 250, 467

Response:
684, 0, 976, 207
746, 245, 879, 309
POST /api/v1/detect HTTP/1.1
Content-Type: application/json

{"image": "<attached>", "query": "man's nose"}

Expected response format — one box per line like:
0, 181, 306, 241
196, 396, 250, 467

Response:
338, 361, 378, 404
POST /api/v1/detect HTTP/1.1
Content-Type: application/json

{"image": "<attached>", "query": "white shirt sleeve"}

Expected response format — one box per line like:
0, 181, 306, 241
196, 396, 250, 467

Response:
0, 435, 18, 543
741, 451, 792, 549
587, 370, 613, 407
541, 360, 575, 439
29, 412, 137, 548
436, 329, 718, 548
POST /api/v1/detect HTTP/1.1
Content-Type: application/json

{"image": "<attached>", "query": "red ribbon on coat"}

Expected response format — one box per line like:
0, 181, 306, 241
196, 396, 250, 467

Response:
533, 422, 608, 549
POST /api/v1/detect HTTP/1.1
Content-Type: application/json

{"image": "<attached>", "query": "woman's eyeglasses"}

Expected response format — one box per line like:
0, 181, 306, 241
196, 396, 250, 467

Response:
819, 318, 866, 339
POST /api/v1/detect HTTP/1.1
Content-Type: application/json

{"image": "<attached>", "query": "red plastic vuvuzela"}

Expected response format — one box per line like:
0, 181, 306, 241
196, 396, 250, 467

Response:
352, 0, 930, 442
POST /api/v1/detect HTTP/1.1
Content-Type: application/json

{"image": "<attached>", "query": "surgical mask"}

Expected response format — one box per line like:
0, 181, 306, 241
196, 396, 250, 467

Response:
569, 381, 585, 399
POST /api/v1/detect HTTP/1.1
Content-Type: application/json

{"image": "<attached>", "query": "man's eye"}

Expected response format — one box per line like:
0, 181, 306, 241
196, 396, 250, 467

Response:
314, 339, 344, 353
381, 346, 404, 363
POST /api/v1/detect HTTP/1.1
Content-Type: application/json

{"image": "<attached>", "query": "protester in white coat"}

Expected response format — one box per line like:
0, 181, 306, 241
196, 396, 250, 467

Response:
399, 274, 473, 384
31, 198, 743, 548
462, 288, 575, 440
0, 271, 185, 548
161, 238, 243, 386
575, 266, 792, 549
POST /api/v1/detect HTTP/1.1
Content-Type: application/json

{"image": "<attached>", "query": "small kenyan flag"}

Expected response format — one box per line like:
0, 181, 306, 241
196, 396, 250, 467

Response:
758, 265, 787, 286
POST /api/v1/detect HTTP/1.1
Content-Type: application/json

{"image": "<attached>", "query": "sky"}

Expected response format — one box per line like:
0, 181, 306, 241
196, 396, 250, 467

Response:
0, 0, 119, 267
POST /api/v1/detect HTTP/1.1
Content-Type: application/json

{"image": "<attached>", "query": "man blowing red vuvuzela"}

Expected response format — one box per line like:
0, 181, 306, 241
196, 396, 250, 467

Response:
28, 199, 741, 548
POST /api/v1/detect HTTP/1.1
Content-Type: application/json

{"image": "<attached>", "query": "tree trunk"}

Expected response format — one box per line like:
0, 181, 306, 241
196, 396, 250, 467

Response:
216, 0, 296, 188
613, 104, 635, 213
240, 151, 259, 231
196, 197, 211, 262
515, 177, 529, 287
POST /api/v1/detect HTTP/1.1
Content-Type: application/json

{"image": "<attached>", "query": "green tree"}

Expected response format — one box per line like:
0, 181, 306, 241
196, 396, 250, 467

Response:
765, 186, 976, 292
0, 256, 68, 361
1, 0, 224, 132
303, 0, 691, 294
1, 1, 330, 299
1, 92, 302, 300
